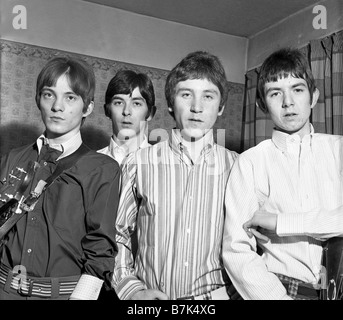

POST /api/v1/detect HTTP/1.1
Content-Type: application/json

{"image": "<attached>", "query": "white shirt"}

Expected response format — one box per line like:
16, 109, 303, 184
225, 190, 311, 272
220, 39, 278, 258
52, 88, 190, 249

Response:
277, 206, 343, 240
98, 135, 150, 165
223, 128, 343, 300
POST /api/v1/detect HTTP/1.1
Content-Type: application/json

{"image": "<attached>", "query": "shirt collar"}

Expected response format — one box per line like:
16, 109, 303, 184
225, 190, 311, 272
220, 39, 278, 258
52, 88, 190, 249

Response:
170, 129, 215, 161
272, 124, 314, 153
109, 135, 150, 156
36, 132, 83, 160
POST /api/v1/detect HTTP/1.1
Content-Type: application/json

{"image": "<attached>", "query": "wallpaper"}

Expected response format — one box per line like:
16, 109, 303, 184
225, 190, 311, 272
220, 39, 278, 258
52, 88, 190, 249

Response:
0, 40, 244, 155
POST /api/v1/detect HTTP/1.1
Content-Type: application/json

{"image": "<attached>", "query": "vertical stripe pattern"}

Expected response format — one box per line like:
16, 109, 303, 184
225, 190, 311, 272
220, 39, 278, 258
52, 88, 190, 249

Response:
113, 130, 238, 300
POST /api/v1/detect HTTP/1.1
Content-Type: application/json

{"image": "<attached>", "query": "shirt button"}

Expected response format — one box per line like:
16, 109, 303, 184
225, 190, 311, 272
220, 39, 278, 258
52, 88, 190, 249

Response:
43, 162, 48, 166
31, 216, 36, 221
186, 228, 191, 234
160, 282, 164, 287
27, 249, 32, 254
184, 262, 189, 267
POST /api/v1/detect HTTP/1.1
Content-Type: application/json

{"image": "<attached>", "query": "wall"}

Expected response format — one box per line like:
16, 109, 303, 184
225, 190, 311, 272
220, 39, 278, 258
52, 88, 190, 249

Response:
0, 0, 246, 154
247, 0, 343, 70
1, 0, 247, 84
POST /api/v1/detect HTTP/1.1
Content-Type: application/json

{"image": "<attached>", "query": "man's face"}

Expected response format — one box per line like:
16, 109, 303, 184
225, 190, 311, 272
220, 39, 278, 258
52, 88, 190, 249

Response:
108, 87, 150, 140
171, 78, 224, 141
39, 74, 92, 143
264, 75, 318, 138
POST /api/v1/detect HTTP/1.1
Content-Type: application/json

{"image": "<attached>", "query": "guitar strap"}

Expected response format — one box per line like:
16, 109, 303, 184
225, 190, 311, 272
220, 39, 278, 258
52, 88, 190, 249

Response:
0, 143, 89, 241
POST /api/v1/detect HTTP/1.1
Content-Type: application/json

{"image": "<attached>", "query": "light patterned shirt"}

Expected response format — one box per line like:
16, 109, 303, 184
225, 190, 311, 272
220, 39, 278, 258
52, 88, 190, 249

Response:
277, 206, 343, 240
112, 129, 238, 300
223, 128, 343, 300
97, 136, 150, 166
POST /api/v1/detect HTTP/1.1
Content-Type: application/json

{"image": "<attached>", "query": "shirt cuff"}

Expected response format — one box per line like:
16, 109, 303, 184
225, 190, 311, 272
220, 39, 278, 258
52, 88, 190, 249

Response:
69, 274, 103, 300
112, 275, 147, 300
276, 213, 305, 236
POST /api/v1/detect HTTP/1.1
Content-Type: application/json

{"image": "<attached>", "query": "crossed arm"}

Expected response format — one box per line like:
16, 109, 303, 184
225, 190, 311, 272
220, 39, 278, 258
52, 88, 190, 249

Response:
243, 206, 343, 241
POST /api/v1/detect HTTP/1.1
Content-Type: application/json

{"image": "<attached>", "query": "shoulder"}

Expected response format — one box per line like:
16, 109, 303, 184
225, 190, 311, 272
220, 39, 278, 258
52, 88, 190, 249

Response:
136, 140, 168, 157
215, 144, 239, 159
74, 148, 120, 175
234, 139, 273, 166
241, 139, 271, 155
313, 132, 343, 143
1, 143, 35, 168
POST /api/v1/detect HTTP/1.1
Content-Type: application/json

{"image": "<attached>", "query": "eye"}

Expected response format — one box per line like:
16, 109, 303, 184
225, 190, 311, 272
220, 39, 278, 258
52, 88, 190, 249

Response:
181, 92, 191, 98
204, 94, 214, 100
133, 101, 143, 107
66, 95, 78, 102
41, 91, 54, 99
112, 100, 123, 106
294, 88, 304, 93
269, 91, 280, 98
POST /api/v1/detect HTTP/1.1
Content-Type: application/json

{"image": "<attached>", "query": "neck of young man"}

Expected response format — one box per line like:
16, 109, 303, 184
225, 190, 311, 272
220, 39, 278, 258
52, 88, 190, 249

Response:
113, 131, 146, 154
177, 129, 213, 163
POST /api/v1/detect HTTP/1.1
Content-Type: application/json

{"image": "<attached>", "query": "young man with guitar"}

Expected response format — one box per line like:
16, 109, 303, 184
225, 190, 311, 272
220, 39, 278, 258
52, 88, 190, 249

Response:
0, 57, 121, 300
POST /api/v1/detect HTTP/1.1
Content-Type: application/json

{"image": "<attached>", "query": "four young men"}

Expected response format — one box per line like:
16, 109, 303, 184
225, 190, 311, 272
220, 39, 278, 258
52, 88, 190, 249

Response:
0, 47, 341, 300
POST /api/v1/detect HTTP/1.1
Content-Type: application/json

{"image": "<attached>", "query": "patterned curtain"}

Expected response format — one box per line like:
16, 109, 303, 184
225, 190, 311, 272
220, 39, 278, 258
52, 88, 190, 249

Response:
241, 30, 343, 151
310, 30, 343, 134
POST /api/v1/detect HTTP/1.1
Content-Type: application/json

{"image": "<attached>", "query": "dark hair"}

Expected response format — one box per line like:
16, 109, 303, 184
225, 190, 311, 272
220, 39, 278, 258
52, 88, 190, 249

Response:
165, 51, 228, 115
35, 56, 95, 112
256, 47, 316, 113
104, 69, 155, 117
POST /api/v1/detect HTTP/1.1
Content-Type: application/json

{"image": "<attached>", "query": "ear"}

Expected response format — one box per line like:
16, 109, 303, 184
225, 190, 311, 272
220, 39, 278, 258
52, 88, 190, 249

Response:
217, 104, 225, 116
83, 101, 94, 118
168, 106, 175, 119
146, 105, 157, 121
310, 88, 320, 109
104, 103, 111, 118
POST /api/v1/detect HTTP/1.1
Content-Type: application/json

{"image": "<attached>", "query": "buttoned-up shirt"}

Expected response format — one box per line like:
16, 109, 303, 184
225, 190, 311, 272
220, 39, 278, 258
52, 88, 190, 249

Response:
112, 129, 238, 300
98, 136, 150, 165
0, 132, 120, 300
223, 127, 343, 300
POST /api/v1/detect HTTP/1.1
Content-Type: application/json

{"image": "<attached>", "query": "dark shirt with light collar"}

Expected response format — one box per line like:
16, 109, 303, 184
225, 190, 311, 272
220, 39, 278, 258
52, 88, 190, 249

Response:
0, 132, 121, 299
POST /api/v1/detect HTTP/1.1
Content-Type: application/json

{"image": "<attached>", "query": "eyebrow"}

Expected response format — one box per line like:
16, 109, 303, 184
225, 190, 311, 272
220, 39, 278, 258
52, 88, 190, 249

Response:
41, 87, 77, 95
112, 96, 145, 101
265, 82, 307, 95
176, 88, 219, 95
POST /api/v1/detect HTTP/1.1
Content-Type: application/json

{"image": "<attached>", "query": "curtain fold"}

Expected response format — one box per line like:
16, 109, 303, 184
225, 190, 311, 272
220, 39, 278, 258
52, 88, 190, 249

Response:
241, 30, 343, 152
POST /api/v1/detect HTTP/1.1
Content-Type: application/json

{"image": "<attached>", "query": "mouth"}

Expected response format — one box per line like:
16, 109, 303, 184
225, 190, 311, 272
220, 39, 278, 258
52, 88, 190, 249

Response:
50, 116, 64, 121
121, 121, 133, 127
284, 113, 298, 118
189, 118, 203, 123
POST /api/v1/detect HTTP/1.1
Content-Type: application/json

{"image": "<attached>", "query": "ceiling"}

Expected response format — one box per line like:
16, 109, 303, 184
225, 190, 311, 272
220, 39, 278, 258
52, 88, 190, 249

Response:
82, 0, 321, 38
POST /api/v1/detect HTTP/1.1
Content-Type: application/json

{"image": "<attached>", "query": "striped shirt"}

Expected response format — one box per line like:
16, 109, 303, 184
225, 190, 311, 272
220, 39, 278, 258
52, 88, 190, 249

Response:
112, 129, 238, 300
223, 128, 343, 300
277, 206, 343, 240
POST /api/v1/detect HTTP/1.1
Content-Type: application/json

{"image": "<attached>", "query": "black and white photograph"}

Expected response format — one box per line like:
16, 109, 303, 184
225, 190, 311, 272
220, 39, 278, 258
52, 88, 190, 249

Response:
0, 0, 342, 314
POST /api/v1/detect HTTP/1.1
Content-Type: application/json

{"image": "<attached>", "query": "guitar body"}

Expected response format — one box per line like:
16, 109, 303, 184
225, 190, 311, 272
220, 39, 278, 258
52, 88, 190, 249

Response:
321, 237, 343, 300
0, 161, 36, 236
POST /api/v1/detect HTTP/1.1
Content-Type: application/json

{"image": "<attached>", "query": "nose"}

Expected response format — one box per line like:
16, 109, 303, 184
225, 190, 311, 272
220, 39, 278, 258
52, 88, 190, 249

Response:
190, 96, 203, 113
122, 103, 132, 116
282, 92, 295, 108
51, 97, 64, 112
